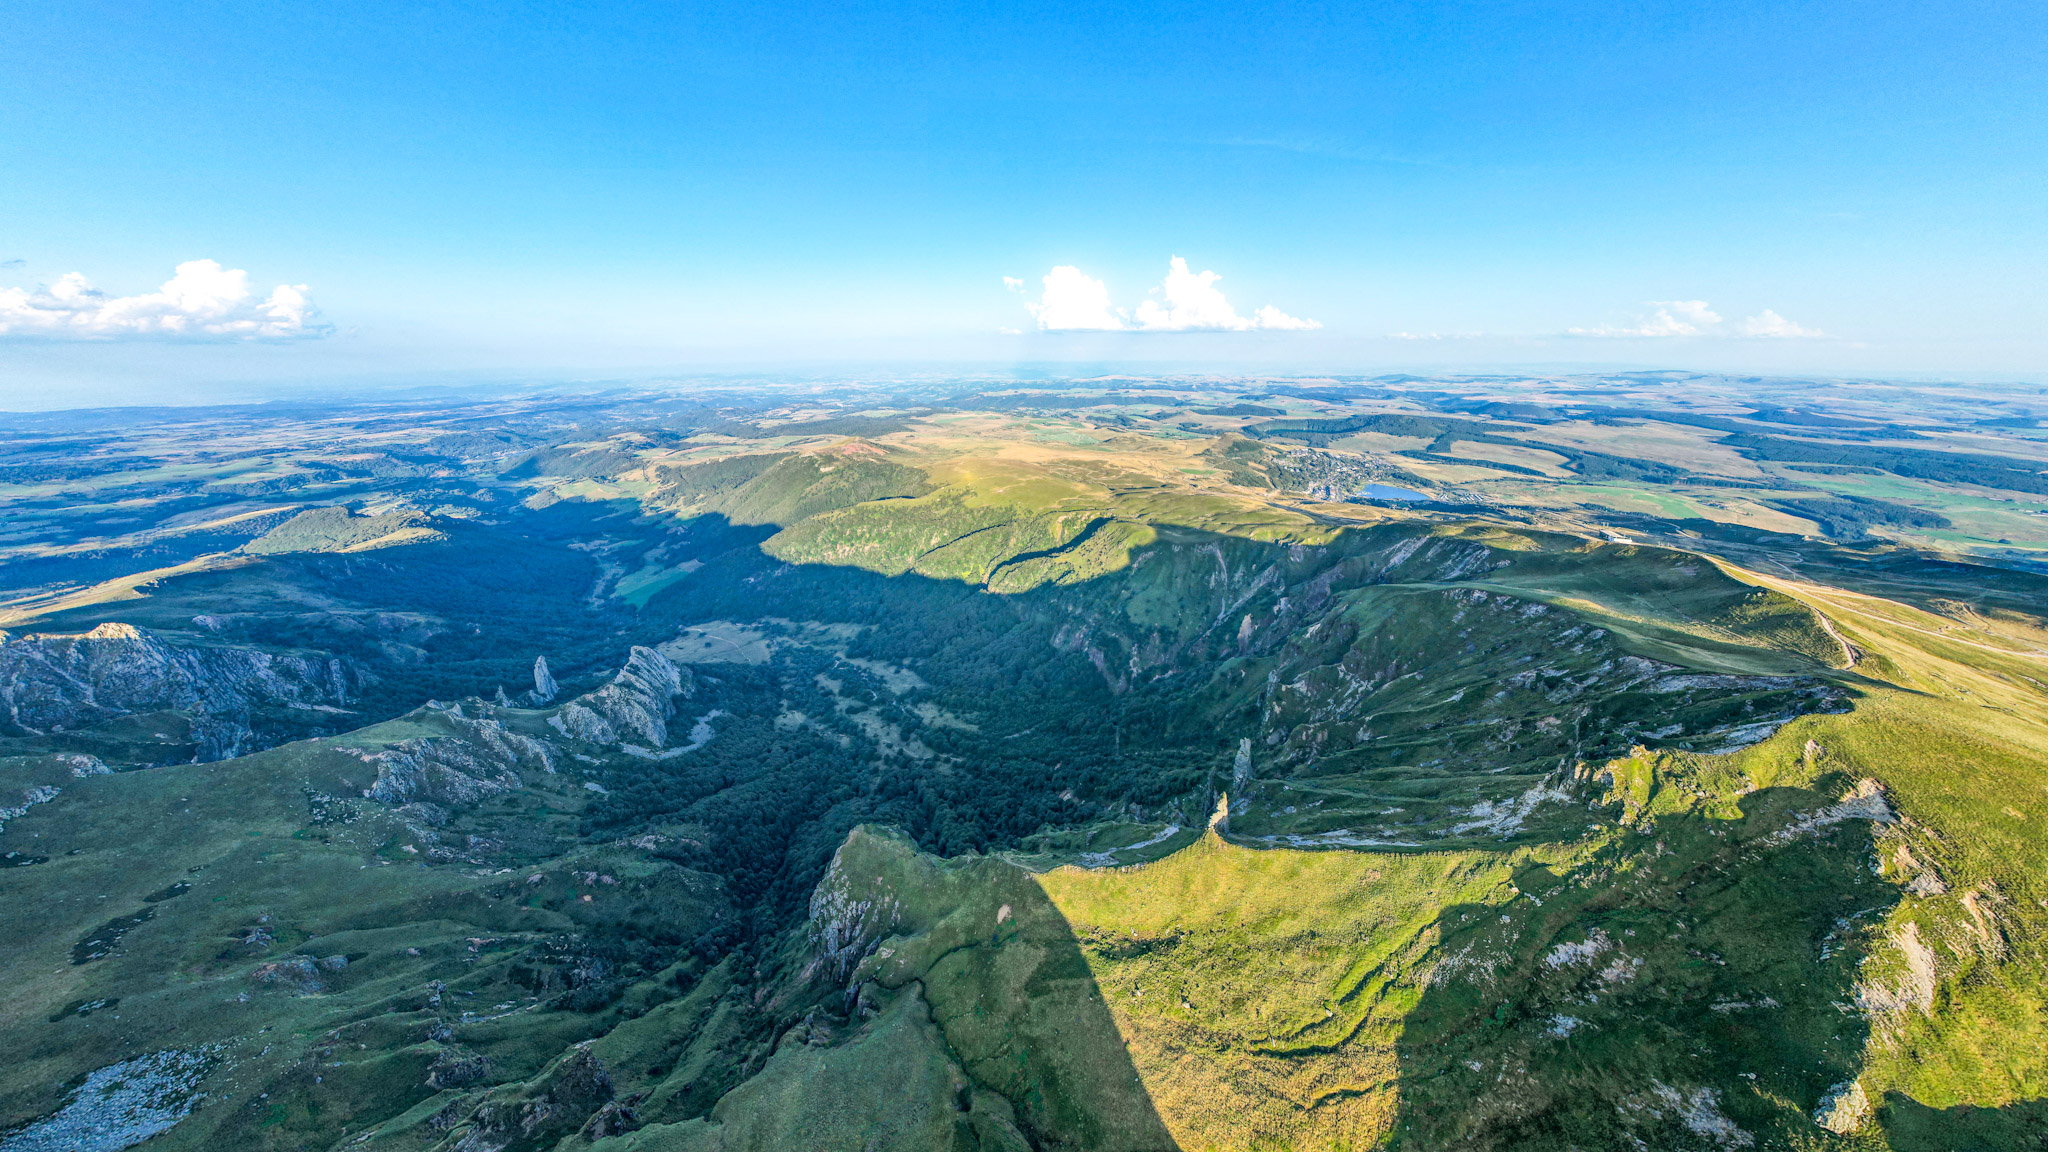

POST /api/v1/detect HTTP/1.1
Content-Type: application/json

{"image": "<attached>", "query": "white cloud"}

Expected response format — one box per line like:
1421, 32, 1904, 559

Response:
1025, 265, 1128, 331
1738, 308, 1824, 338
1570, 300, 1720, 337
1251, 304, 1320, 331
1134, 257, 1250, 331
1020, 256, 1318, 333
1570, 299, 1820, 339
0, 259, 331, 340
1001, 276, 1024, 292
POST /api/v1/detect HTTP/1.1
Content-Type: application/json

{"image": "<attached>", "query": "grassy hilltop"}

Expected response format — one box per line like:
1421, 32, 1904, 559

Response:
1, 377, 2046, 1151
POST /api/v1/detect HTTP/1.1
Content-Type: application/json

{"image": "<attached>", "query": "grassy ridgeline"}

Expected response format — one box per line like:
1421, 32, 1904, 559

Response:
4, 431, 2048, 1151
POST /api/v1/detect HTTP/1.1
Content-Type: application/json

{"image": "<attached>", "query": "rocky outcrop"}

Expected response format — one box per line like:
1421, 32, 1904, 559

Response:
1814, 1081, 1871, 1134
0, 784, 61, 836
345, 645, 695, 829
445, 1050, 615, 1152
805, 840, 904, 985
0, 622, 353, 761
548, 647, 692, 748
528, 655, 559, 705
427, 1048, 492, 1091
352, 703, 556, 809
0, 1048, 214, 1152
1764, 778, 1895, 845
249, 954, 347, 994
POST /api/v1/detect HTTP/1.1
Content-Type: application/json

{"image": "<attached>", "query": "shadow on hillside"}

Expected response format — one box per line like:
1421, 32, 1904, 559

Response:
11, 497, 1903, 1148
1386, 791, 1899, 1151
1881, 1092, 2048, 1151
26, 496, 703, 725
935, 861, 1184, 1152
603, 510, 1906, 1147
1610, 513, 2048, 624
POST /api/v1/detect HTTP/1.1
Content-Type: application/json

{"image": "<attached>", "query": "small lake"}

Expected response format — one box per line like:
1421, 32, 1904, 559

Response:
1356, 483, 1430, 501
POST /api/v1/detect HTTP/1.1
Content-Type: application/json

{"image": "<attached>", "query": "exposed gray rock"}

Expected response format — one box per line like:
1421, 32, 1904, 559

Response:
0, 1048, 214, 1152
249, 955, 325, 993
803, 840, 904, 984
528, 655, 559, 706
1765, 778, 1895, 845
1813, 1081, 1870, 1134
547, 647, 691, 748
58, 752, 110, 777
449, 1050, 613, 1152
0, 622, 353, 761
1648, 1082, 1753, 1148
427, 1048, 492, 1090
1855, 921, 1940, 1019
580, 1097, 643, 1140
545, 703, 604, 744
0, 785, 60, 835
352, 706, 556, 808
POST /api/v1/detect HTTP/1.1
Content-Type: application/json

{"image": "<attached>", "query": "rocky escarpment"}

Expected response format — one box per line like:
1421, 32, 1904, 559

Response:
351, 700, 558, 814
548, 646, 693, 749
431, 1048, 618, 1152
339, 647, 692, 829
0, 623, 356, 762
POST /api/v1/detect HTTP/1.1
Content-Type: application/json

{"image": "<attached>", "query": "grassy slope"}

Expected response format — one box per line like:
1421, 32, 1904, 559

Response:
5, 427, 2047, 1151
768, 669, 2043, 1149
1035, 832, 1526, 1151
675, 478, 2048, 1148
1746, 573, 2048, 1121
0, 705, 734, 1152
1030, 558, 2048, 1149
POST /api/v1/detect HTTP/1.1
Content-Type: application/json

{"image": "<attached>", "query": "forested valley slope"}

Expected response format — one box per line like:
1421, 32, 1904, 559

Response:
2, 377, 2046, 1151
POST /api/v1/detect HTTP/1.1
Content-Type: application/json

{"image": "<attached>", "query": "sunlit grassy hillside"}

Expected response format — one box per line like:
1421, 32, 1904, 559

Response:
4, 393, 2048, 1152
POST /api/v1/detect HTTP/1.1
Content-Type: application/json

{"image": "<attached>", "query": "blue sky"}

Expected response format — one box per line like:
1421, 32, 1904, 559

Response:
2, 0, 2044, 402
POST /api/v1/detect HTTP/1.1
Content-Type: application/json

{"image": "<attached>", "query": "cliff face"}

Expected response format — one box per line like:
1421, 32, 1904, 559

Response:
547, 646, 692, 749
334, 647, 697, 826
0, 622, 354, 761
354, 701, 557, 811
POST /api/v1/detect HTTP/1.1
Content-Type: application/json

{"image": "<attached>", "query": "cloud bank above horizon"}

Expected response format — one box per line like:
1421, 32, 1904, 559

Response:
1569, 300, 1822, 339
0, 260, 331, 341
1392, 299, 1828, 342
1012, 257, 1320, 333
